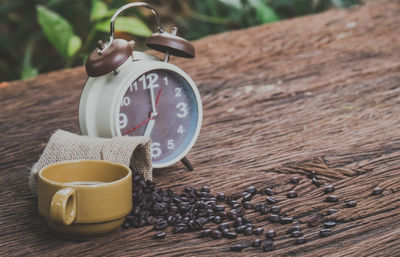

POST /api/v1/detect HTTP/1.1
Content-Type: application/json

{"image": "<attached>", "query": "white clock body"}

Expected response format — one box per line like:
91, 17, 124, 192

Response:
79, 51, 203, 168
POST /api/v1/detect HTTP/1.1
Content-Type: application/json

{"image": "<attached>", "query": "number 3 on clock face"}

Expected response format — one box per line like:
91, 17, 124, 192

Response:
118, 69, 202, 168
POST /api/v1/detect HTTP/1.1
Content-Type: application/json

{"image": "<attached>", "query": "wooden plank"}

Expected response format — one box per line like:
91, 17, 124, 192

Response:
1, 2, 400, 256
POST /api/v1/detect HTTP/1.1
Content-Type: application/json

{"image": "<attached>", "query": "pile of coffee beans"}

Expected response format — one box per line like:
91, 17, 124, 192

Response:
123, 170, 361, 252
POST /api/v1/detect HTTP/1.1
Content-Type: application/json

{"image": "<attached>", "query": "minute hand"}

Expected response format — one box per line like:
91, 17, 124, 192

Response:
149, 83, 158, 116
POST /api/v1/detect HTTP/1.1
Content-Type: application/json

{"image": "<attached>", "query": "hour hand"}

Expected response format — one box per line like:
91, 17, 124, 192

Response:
144, 118, 155, 137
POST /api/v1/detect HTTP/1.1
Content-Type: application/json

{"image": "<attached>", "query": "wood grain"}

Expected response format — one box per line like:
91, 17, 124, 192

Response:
1, 1, 400, 256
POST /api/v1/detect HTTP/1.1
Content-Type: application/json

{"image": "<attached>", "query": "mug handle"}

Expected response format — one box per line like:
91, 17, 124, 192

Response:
50, 187, 76, 225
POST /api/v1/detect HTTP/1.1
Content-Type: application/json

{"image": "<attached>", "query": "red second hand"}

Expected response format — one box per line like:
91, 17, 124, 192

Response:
155, 87, 162, 107
124, 89, 162, 135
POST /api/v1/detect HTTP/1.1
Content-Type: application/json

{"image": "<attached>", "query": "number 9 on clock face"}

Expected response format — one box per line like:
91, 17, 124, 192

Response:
118, 69, 202, 168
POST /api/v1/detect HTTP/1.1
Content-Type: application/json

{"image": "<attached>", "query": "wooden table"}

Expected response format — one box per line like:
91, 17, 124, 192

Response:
1, 2, 400, 256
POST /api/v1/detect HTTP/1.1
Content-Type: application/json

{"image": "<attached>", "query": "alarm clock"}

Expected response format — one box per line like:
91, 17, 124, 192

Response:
79, 3, 202, 170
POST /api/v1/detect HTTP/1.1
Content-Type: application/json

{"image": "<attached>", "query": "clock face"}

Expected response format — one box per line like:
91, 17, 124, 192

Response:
118, 69, 200, 166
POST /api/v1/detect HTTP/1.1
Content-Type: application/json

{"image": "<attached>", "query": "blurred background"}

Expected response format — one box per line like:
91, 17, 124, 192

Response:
0, 0, 363, 82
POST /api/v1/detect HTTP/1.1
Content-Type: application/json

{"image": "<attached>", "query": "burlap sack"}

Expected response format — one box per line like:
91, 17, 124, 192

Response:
29, 130, 152, 195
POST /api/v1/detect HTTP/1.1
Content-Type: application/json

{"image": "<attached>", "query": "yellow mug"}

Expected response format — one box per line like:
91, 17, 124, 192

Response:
38, 160, 132, 240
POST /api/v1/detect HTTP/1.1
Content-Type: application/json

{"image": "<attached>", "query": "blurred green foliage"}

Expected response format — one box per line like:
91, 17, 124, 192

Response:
0, 0, 360, 82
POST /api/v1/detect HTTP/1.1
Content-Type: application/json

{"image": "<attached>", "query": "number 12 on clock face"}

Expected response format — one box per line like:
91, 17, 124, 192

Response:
118, 68, 202, 168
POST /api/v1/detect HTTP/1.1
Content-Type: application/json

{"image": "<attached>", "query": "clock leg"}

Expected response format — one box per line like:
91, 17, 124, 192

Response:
181, 157, 194, 171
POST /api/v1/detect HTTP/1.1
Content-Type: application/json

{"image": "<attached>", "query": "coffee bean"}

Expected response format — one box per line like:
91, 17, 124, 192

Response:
179, 203, 190, 213
176, 221, 187, 227
201, 185, 210, 193
291, 231, 303, 238
228, 200, 240, 207
210, 230, 223, 239
166, 187, 174, 197
287, 191, 298, 198
225, 232, 238, 239
162, 196, 171, 203
221, 228, 230, 235
188, 220, 203, 231
184, 186, 194, 194
254, 203, 265, 212
254, 227, 264, 235
206, 200, 216, 207
268, 214, 280, 223
252, 239, 262, 247
215, 212, 226, 219
324, 221, 336, 228
153, 232, 166, 239
242, 193, 253, 202
290, 177, 300, 184
235, 225, 247, 233
154, 220, 168, 230
139, 180, 146, 189
324, 185, 335, 194
327, 209, 338, 215
169, 206, 179, 214
172, 197, 182, 205
312, 177, 321, 188
230, 244, 244, 252
372, 187, 383, 195
266, 197, 278, 204
173, 226, 186, 234
234, 217, 243, 227
244, 227, 253, 235
261, 188, 276, 196
242, 217, 251, 224
227, 210, 238, 220
218, 222, 230, 231
213, 216, 222, 224
308, 171, 316, 179
122, 221, 131, 228
199, 229, 212, 237
243, 201, 253, 209
232, 203, 241, 209
345, 201, 357, 208
246, 185, 257, 194
320, 229, 333, 237
245, 223, 253, 229
167, 216, 176, 225
260, 207, 269, 215
270, 206, 281, 214
295, 237, 307, 244
287, 225, 301, 234
265, 229, 276, 239
132, 205, 140, 215
307, 215, 320, 227
325, 195, 339, 202
262, 241, 275, 252
216, 192, 225, 201
281, 217, 294, 224
198, 217, 208, 224
213, 205, 225, 212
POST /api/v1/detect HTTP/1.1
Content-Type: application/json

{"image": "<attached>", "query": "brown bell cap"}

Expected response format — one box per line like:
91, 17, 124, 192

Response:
145, 32, 195, 58
85, 39, 133, 77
